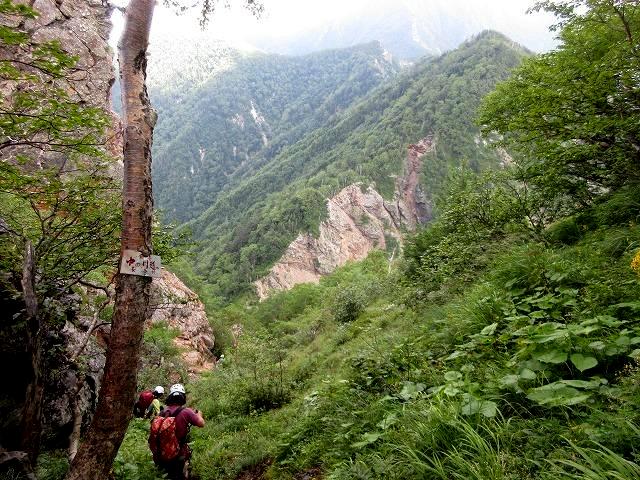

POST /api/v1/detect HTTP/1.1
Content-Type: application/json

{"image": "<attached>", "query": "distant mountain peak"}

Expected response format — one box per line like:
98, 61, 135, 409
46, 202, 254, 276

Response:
244, 0, 554, 59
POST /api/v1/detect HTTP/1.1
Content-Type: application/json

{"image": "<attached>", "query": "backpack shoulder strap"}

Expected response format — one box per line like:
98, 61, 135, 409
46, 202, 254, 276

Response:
162, 406, 184, 418
173, 406, 184, 417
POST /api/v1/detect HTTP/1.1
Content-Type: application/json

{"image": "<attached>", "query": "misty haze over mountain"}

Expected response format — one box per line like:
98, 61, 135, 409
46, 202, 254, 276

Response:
244, 0, 556, 58
134, 0, 556, 60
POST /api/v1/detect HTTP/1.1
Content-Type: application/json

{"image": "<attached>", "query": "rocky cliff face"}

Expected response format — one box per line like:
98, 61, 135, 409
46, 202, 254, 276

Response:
149, 270, 215, 376
0, 0, 211, 450
0, 0, 114, 452
255, 137, 435, 298
2, 0, 122, 165
23, 0, 113, 108
387, 137, 433, 229
37, 270, 214, 446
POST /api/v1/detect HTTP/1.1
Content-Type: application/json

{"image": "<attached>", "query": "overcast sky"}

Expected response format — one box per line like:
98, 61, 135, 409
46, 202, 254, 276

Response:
111, 0, 557, 53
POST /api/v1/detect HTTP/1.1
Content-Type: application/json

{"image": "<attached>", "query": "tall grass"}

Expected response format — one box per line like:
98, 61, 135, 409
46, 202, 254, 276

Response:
544, 425, 640, 480
390, 402, 507, 480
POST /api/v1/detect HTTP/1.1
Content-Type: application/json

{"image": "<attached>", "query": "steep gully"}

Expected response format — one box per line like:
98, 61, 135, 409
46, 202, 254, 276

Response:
255, 136, 434, 299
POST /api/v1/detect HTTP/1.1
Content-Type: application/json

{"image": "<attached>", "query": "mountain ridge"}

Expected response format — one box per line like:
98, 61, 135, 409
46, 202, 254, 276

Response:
151, 41, 400, 222
173, 30, 529, 301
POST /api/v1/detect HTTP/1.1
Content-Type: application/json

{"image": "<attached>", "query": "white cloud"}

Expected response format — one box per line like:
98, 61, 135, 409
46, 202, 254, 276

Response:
110, 0, 557, 53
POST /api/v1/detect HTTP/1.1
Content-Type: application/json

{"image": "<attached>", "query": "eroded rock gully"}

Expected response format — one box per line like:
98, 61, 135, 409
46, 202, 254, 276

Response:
255, 137, 435, 299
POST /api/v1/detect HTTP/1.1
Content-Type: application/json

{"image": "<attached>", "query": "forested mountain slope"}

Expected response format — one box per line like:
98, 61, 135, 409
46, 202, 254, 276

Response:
151, 41, 399, 222
176, 31, 528, 301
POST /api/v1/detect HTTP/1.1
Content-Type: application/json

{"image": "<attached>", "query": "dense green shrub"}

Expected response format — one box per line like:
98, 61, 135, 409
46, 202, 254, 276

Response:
332, 286, 367, 323
546, 217, 582, 245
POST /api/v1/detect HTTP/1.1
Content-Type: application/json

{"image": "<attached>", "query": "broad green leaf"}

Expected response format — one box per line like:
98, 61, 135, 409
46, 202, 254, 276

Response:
445, 350, 466, 361
362, 432, 381, 442
479, 401, 498, 418
613, 302, 640, 311
521, 359, 543, 371
519, 368, 537, 380
399, 381, 425, 400
480, 322, 498, 336
605, 344, 626, 356
570, 353, 598, 372
527, 383, 592, 406
461, 399, 498, 418
559, 379, 600, 389
593, 315, 622, 327
569, 325, 600, 336
616, 336, 631, 346
460, 364, 475, 373
500, 374, 520, 387
377, 413, 398, 430
443, 385, 460, 397
444, 371, 463, 382
536, 349, 568, 364
351, 432, 382, 448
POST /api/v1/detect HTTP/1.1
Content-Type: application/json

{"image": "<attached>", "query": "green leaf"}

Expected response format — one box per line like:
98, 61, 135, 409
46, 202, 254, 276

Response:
460, 364, 475, 373
500, 374, 520, 387
519, 368, 537, 380
480, 322, 498, 336
559, 379, 600, 389
398, 381, 425, 400
536, 349, 568, 364
521, 359, 543, 371
461, 399, 498, 418
527, 383, 592, 406
616, 336, 631, 346
443, 385, 460, 397
445, 350, 466, 361
351, 431, 383, 448
569, 325, 600, 336
377, 413, 398, 430
444, 371, 463, 382
613, 302, 640, 311
570, 353, 598, 372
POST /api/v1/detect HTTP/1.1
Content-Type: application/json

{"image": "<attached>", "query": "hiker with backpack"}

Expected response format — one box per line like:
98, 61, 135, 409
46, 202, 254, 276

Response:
134, 385, 165, 418
149, 383, 205, 480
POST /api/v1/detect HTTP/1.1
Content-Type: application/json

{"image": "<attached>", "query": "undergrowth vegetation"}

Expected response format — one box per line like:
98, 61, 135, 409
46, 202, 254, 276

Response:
109, 2, 640, 479
114, 180, 640, 479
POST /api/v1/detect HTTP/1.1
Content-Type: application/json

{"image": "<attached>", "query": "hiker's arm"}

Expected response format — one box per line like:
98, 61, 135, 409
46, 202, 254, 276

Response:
192, 409, 205, 428
145, 399, 160, 418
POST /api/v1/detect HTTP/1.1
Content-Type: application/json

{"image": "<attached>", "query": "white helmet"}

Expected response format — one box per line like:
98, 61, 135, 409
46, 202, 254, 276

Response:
169, 383, 186, 395
153, 386, 165, 395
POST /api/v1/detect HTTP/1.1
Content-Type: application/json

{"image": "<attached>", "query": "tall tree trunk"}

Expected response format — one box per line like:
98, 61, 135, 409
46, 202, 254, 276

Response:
20, 241, 43, 467
66, 1, 156, 478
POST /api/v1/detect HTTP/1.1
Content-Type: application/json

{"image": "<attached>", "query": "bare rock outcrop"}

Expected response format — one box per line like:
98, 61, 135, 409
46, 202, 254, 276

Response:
384, 136, 434, 229
149, 269, 215, 376
2, 0, 123, 167
255, 184, 402, 298
0, 0, 117, 450
25, 0, 113, 107
256, 137, 435, 298
48, 317, 107, 439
